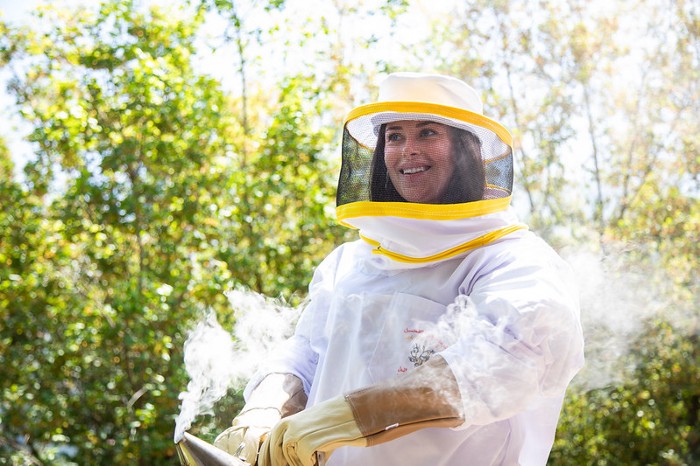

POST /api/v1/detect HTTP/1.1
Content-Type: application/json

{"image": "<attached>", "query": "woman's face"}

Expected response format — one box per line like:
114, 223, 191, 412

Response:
383, 120, 454, 204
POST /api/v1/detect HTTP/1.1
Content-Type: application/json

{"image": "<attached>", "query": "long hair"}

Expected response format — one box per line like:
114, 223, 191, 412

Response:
369, 123, 485, 203
369, 124, 404, 202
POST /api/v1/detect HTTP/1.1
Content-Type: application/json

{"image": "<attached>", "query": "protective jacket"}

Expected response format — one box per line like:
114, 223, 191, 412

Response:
245, 206, 584, 466
243, 72, 585, 465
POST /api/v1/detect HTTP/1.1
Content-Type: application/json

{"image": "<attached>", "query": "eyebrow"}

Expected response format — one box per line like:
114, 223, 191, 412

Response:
386, 121, 438, 131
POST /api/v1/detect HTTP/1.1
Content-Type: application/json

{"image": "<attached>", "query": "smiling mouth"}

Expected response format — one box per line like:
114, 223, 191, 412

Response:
400, 166, 430, 174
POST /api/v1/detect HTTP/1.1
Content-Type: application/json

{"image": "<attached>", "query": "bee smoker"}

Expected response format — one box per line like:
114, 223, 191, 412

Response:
175, 431, 251, 466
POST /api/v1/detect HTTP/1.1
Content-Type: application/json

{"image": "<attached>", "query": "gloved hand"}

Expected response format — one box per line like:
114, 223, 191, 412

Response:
214, 373, 307, 465
258, 356, 464, 466
257, 395, 365, 466
214, 407, 282, 464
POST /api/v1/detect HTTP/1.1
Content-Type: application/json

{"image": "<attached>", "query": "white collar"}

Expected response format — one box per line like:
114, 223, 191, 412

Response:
336, 199, 528, 270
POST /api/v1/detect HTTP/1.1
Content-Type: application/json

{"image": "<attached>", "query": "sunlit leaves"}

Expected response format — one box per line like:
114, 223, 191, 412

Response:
0, 0, 351, 462
1, 0, 697, 464
1, 1, 236, 463
551, 322, 700, 465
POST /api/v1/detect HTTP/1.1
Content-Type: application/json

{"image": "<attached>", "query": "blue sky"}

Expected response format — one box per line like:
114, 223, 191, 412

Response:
1, 0, 41, 176
0, 1, 91, 178
0, 0, 38, 23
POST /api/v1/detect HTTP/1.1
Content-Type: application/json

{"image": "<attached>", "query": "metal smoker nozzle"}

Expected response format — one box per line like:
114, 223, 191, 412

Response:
176, 432, 251, 466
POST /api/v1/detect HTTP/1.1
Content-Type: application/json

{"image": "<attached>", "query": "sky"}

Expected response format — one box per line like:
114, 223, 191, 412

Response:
0, 0, 449, 180
0, 0, 45, 177
0, 0, 41, 23
0, 0, 154, 179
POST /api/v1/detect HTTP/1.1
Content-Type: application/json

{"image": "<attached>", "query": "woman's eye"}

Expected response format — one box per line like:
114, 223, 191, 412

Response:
420, 128, 438, 137
386, 133, 402, 142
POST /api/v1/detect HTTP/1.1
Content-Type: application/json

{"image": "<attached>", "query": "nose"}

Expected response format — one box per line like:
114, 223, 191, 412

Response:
402, 136, 419, 156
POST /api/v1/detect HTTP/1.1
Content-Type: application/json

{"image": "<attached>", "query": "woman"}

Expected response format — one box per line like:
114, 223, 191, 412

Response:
215, 72, 584, 466
370, 120, 485, 204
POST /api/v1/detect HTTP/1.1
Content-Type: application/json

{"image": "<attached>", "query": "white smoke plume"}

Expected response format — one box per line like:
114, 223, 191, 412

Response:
224, 288, 302, 381
561, 244, 689, 390
173, 288, 301, 443
173, 243, 690, 442
173, 312, 238, 443
410, 243, 687, 394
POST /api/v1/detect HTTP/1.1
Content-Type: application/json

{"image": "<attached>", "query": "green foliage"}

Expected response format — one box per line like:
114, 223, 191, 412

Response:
222, 73, 347, 296
550, 321, 700, 465
0, 1, 341, 464
0, 0, 697, 464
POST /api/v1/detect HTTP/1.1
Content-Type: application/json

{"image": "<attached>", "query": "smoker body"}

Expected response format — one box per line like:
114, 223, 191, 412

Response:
176, 432, 251, 466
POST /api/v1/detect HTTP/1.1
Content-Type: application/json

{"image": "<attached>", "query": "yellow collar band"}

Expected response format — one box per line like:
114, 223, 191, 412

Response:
337, 197, 512, 228
344, 101, 513, 149
361, 224, 527, 264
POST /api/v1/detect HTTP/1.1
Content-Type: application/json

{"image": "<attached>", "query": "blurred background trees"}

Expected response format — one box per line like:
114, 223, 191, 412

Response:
0, 0, 697, 464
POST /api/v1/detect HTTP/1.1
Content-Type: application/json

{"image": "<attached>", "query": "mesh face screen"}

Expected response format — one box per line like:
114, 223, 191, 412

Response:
337, 115, 513, 206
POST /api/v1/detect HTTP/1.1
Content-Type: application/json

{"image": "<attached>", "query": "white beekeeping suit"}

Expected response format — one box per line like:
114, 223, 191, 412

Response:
216, 72, 585, 466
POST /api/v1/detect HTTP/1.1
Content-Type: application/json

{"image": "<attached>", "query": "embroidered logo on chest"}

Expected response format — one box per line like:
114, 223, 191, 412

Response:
396, 327, 448, 374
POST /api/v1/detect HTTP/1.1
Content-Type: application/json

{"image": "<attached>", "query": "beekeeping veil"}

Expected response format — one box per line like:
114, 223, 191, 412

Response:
336, 72, 525, 266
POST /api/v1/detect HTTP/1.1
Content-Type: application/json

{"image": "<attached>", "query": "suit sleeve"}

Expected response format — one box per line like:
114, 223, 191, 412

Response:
243, 244, 346, 400
439, 235, 584, 426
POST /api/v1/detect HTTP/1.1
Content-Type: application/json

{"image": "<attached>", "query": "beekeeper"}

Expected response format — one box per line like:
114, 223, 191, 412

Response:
215, 72, 585, 466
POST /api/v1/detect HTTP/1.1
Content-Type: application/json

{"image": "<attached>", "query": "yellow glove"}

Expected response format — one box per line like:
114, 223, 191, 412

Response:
214, 407, 281, 464
214, 373, 307, 465
258, 356, 464, 466
257, 395, 366, 466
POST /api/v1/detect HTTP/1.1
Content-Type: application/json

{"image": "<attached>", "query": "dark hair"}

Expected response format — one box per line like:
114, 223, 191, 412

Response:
369, 123, 485, 203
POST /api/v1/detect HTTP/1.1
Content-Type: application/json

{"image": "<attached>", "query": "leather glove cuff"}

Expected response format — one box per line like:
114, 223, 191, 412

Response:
344, 356, 464, 446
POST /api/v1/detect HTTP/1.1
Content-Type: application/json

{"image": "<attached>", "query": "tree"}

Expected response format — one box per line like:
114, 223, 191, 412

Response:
0, 0, 355, 460
550, 321, 700, 465
3, 1, 232, 463
416, 0, 699, 463
1, 0, 697, 463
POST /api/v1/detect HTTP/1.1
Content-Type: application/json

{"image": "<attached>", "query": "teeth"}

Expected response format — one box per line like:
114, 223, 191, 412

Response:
401, 166, 427, 174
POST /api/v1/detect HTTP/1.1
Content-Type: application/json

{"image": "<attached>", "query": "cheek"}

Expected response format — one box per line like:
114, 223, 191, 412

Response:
434, 141, 454, 163
440, 141, 454, 164
384, 148, 400, 167
418, 136, 451, 160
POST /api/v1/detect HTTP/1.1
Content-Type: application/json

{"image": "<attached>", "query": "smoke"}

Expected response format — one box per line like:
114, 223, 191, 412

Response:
409, 242, 689, 396
173, 288, 301, 443
224, 288, 302, 380
173, 244, 691, 442
173, 312, 238, 443
561, 244, 690, 390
